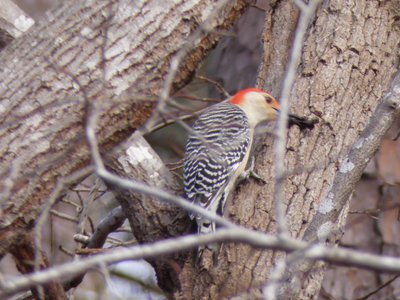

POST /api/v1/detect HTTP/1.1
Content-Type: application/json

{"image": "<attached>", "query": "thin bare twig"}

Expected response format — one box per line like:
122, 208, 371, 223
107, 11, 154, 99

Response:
64, 197, 125, 291
355, 274, 400, 300
110, 267, 166, 299
34, 167, 93, 272
143, 0, 232, 132
59, 246, 74, 257
50, 210, 79, 223
145, 106, 208, 133
5, 228, 400, 298
60, 197, 82, 212
175, 92, 221, 103
77, 178, 102, 235
195, 75, 230, 98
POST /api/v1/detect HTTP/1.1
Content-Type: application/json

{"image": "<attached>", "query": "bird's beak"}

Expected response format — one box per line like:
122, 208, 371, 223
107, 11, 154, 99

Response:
274, 108, 318, 130
288, 113, 318, 130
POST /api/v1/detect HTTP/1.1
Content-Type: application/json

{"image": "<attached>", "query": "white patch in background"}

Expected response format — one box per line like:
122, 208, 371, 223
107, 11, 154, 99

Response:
80, 26, 93, 37
354, 138, 364, 149
127, 145, 153, 165
105, 224, 166, 300
318, 192, 334, 214
317, 221, 334, 241
339, 158, 355, 173
14, 14, 34, 35
107, 260, 166, 300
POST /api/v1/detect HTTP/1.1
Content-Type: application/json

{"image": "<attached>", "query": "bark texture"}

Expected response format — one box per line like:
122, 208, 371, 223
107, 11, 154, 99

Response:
0, 0, 247, 260
2, 0, 399, 298
321, 123, 400, 299
183, 1, 400, 298
105, 132, 192, 295
0, 0, 34, 49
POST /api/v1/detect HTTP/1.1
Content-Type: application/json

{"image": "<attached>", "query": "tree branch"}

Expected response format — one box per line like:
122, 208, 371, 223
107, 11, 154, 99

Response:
278, 69, 400, 299
4, 226, 400, 298
0, 0, 248, 257
64, 205, 126, 290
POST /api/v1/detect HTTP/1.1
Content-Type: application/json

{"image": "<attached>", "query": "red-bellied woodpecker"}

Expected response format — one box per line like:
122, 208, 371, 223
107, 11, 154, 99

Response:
183, 88, 282, 262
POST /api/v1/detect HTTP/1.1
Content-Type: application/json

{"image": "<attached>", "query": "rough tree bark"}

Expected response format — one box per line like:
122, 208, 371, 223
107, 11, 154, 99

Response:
180, 0, 400, 299
105, 132, 192, 296
0, 0, 34, 49
0, 0, 247, 297
2, 0, 399, 299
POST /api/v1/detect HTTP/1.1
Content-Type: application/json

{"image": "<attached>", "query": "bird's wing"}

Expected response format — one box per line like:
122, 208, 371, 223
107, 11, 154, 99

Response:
183, 103, 251, 218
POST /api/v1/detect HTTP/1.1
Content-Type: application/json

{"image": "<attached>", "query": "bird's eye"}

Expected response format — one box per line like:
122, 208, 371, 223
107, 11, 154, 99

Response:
265, 96, 272, 104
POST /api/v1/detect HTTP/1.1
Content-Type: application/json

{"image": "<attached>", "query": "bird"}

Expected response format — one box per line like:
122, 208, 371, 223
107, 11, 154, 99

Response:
183, 87, 315, 263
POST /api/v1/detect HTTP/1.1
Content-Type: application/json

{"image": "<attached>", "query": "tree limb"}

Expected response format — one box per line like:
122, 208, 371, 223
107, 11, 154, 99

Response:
4, 226, 400, 299
0, 0, 248, 257
278, 70, 400, 299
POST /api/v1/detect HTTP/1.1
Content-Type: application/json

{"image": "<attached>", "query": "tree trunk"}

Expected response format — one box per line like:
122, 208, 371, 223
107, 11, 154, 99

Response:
0, 0, 247, 259
2, 0, 399, 298
105, 132, 192, 295
181, 1, 400, 298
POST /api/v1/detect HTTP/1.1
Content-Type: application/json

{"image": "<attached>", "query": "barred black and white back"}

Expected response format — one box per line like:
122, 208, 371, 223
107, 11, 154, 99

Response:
183, 102, 251, 237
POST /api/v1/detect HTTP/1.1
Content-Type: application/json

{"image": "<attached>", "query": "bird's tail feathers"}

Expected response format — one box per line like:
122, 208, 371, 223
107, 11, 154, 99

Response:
195, 220, 219, 266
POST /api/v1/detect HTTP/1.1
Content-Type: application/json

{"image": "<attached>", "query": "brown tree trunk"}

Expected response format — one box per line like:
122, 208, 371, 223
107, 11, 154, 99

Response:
181, 1, 400, 298
105, 132, 192, 296
0, 0, 247, 256
10, 233, 67, 300
2, 0, 399, 299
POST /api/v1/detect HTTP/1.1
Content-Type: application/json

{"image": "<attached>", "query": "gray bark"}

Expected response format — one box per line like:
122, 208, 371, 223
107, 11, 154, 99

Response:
0, 0, 247, 258
183, 1, 400, 298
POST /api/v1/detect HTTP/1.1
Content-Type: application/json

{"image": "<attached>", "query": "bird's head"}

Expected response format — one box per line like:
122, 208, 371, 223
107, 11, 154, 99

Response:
229, 88, 280, 127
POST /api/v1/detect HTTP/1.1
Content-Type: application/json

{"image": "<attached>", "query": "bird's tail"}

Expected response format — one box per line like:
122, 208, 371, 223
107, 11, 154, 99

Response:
194, 191, 228, 266
195, 219, 219, 266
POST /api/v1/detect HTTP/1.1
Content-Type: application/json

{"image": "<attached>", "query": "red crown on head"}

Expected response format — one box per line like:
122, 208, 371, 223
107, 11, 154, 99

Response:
229, 88, 266, 105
